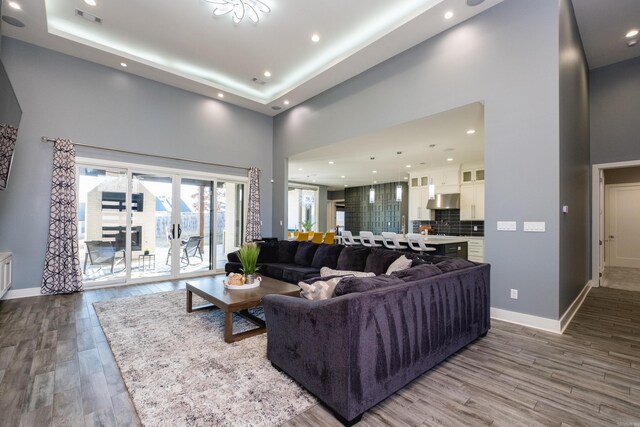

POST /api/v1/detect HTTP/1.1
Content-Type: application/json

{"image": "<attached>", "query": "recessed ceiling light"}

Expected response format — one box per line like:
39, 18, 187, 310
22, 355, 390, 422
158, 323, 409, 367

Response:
341, 175, 346, 178
8, 2, 21, 10
344, 184, 348, 187
373, 181, 377, 184
406, 164, 411, 168
284, 100, 290, 105
311, 34, 320, 43
120, 62, 127, 67
263, 70, 271, 78
84, 0, 97, 5
444, 11, 454, 19
447, 158, 454, 162
629, 40, 638, 47
466, 129, 476, 135
404, 177, 408, 180
626, 29, 639, 38
218, 92, 224, 98
297, 168, 303, 171
372, 170, 377, 174
312, 180, 316, 183
328, 161, 334, 165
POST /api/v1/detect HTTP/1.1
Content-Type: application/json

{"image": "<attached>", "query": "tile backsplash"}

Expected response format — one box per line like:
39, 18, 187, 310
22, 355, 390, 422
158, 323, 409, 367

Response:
412, 209, 484, 236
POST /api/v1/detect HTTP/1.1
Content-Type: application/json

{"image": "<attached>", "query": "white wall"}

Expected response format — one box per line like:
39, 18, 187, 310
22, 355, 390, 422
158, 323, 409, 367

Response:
0, 38, 273, 290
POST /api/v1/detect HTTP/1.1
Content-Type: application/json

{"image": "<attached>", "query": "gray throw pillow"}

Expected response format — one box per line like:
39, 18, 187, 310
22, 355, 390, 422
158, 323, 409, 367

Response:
299, 277, 341, 300
320, 266, 376, 278
386, 255, 413, 275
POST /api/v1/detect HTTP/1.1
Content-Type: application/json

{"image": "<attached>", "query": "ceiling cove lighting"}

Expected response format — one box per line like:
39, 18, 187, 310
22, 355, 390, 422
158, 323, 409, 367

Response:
205, 0, 270, 24
626, 29, 639, 38
8, 1, 21, 10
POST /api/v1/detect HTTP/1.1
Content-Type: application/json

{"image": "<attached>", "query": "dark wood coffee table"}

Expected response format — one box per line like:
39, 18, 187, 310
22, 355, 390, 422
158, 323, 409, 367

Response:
186, 275, 299, 343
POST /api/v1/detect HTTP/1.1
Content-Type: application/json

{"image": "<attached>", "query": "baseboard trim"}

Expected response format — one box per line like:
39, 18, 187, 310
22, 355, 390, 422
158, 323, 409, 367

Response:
2, 287, 43, 300
491, 281, 592, 334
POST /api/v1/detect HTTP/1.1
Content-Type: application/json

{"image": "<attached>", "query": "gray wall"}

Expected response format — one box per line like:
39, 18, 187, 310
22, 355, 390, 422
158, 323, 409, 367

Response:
274, 0, 563, 318
590, 56, 640, 165
0, 38, 273, 290
558, 0, 590, 314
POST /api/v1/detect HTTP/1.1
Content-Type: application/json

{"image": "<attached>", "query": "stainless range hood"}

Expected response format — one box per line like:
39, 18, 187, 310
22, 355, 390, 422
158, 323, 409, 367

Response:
427, 193, 460, 210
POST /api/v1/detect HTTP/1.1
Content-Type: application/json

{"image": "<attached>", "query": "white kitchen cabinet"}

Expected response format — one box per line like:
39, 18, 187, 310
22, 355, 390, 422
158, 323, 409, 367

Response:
460, 182, 484, 220
461, 168, 485, 183
409, 187, 432, 221
0, 253, 12, 299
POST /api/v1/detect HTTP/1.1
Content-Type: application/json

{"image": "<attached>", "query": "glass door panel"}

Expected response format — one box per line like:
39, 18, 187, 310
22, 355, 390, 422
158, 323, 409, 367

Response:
179, 178, 214, 275
129, 173, 174, 280
216, 181, 245, 270
78, 167, 128, 284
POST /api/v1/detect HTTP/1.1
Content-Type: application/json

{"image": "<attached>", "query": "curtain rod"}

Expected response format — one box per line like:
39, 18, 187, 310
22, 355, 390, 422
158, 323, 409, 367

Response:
41, 136, 252, 171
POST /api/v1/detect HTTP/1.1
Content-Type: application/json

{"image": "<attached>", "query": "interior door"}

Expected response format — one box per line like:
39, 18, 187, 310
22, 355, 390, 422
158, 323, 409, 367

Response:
605, 184, 640, 268
598, 169, 605, 284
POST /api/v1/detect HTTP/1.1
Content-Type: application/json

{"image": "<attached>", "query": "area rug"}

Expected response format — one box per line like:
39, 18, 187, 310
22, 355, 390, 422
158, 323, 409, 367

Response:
93, 290, 316, 426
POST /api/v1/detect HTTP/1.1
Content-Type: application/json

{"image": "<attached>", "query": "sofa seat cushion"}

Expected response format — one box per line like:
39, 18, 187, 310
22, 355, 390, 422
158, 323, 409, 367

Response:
335, 246, 370, 271
282, 265, 321, 284
311, 244, 344, 269
277, 240, 299, 263
294, 242, 320, 267
364, 248, 403, 275
334, 274, 405, 296
259, 263, 296, 281
391, 263, 443, 282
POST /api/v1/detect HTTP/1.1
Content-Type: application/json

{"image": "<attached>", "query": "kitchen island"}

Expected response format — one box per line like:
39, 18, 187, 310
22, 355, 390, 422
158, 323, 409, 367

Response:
353, 235, 469, 259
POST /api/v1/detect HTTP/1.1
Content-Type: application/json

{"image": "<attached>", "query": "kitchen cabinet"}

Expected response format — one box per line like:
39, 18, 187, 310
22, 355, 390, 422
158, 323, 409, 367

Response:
0, 253, 12, 299
423, 241, 468, 259
409, 187, 431, 221
460, 182, 484, 220
461, 168, 484, 183
466, 238, 485, 262
432, 166, 460, 194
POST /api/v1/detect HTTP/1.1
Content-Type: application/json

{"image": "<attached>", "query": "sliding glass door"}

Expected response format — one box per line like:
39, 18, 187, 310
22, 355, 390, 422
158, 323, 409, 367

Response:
77, 161, 245, 287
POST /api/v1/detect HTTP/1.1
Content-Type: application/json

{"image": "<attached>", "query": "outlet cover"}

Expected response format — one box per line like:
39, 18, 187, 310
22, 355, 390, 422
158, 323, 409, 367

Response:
497, 221, 517, 231
510, 289, 518, 299
524, 221, 545, 232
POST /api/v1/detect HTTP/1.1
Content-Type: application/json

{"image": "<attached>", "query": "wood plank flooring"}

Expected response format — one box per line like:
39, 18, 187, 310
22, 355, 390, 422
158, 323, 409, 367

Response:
1, 283, 639, 426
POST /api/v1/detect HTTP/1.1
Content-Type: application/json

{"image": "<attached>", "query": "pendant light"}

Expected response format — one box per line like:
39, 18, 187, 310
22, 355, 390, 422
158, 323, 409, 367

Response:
395, 183, 402, 202
369, 185, 375, 203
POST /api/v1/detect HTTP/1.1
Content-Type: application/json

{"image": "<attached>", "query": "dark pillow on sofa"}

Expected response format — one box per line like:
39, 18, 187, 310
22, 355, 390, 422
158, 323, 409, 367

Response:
335, 275, 405, 296
294, 242, 320, 267
391, 263, 443, 282
435, 257, 476, 273
277, 240, 299, 263
363, 248, 403, 275
227, 251, 240, 263
335, 246, 370, 271
257, 240, 279, 263
311, 244, 344, 269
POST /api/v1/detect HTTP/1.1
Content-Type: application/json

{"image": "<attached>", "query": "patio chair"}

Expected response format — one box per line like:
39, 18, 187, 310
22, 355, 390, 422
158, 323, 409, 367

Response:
181, 236, 204, 265
83, 240, 126, 274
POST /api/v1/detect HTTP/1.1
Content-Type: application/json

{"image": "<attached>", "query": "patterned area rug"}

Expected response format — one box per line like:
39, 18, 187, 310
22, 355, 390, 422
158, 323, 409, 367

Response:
94, 290, 316, 426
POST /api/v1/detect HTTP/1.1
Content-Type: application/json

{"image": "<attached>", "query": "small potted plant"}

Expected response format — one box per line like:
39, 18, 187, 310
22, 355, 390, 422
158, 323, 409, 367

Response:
237, 242, 260, 284
301, 219, 315, 232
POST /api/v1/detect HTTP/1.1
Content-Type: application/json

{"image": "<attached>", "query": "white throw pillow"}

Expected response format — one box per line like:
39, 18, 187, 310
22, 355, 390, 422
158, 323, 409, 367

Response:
386, 255, 413, 275
299, 278, 341, 300
320, 266, 376, 278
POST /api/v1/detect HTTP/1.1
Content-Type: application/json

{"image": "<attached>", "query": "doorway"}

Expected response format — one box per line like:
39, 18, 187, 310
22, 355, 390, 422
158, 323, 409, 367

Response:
592, 162, 640, 291
77, 159, 246, 287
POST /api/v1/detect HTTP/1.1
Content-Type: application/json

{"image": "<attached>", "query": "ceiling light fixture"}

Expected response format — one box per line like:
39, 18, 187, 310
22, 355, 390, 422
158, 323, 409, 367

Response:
372, 170, 377, 174
205, 0, 270, 24
341, 175, 346, 178
8, 1, 21, 10
328, 161, 334, 164
447, 158, 454, 162
396, 184, 402, 202
218, 92, 224, 98
84, 0, 97, 6
284, 100, 290, 105
298, 168, 303, 171
406, 164, 411, 168
369, 186, 375, 204
444, 11, 454, 19
626, 29, 639, 38
311, 34, 320, 43
466, 129, 476, 135
263, 70, 271, 78
629, 40, 638, 47
120, 62, 127, 67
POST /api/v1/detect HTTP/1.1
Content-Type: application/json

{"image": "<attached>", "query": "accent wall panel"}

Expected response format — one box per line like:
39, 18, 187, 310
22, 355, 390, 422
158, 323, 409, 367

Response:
344, 182, 408, 235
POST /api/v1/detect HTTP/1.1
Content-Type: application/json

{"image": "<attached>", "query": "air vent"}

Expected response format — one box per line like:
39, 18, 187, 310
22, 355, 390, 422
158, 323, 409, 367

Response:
75, 9, 102, 24
251, 77, 266, 85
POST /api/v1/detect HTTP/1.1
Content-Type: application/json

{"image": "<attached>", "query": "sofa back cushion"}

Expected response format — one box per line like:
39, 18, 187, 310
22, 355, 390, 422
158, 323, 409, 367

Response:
335, 246, 370, 271
277, 240, 299, 263
311, 244, 344, 269
435, 257, 476, 273
391, 263, 443, 282
364, 248, 403, 275
335, 275, 405, 296
294, 242, 320, 267
256, 240, 279, 263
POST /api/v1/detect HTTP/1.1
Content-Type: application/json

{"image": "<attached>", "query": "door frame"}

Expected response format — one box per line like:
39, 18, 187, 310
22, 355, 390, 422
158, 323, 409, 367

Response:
591, 159, 640, 287
77, 157, 248, 288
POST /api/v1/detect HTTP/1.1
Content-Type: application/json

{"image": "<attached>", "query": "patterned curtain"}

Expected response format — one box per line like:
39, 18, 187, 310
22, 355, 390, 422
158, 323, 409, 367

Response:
0, 124, 18, 190
245, 166, 261, 242
42, 139, 83, 295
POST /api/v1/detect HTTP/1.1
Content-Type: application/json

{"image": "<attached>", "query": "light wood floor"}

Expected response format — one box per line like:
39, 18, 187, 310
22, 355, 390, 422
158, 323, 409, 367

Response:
1, 283, 639, 427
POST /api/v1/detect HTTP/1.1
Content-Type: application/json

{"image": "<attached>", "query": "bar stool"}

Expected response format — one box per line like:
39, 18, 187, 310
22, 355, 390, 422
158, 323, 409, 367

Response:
381, 232, 407, 250
360, 231, 382, 248
406, 233, 436, 253
342, 230, 360, 246
323, 232, 335, 244
311, 232, 324, 244
296, 232, 309, 242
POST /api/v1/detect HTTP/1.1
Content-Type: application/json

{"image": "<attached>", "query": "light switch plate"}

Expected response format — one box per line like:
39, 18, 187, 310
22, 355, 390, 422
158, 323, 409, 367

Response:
524, 221, 545, 232
497, 221, 517, 231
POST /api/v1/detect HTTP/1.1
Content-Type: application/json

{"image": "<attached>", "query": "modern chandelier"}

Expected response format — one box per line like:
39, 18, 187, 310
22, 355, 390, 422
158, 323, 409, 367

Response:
204, 0, 271, 24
